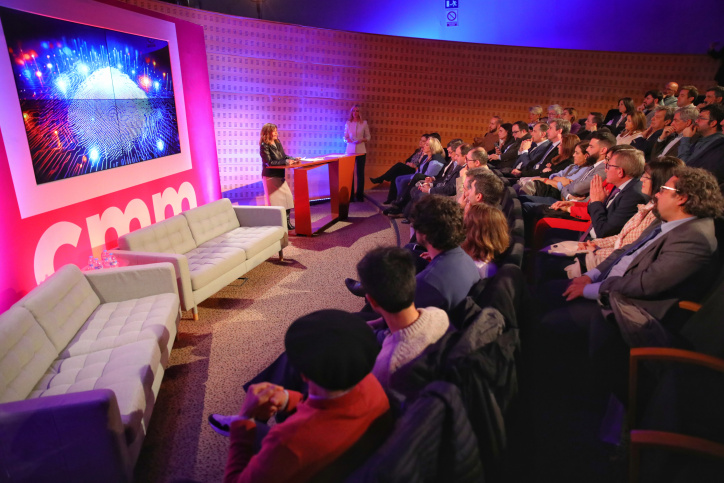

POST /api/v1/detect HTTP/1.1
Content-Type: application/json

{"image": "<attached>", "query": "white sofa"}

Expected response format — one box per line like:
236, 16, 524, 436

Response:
113, 198, 288, 320
0, 262, 180, 482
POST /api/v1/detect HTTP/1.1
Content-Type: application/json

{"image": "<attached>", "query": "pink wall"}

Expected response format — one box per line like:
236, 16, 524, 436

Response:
0, 0, 220, 311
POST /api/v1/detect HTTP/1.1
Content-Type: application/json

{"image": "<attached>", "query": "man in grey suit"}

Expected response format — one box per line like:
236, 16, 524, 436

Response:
650, 106, 698, 159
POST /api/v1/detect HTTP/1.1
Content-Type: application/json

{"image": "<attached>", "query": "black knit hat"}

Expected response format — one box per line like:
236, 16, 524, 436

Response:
285, 309, 380, 391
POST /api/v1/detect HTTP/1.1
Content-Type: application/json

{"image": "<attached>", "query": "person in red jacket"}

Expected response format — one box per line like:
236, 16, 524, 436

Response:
222, 309, 389, 483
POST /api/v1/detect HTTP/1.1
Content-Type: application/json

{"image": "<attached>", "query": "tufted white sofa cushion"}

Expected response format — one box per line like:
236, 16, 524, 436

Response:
59, 293, 179, 364
119, 214, 197, 254
29, 338, 161, 444
21, 265, 100, 353
0, 306, 58, 403
183, 198, 241, 246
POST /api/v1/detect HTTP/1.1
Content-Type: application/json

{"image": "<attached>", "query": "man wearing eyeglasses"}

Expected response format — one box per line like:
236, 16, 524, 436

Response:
651, 106, 699, 159
677, 104, 724, 184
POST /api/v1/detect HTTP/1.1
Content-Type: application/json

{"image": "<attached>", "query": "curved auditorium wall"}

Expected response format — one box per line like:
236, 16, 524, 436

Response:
124, 0, 718, 206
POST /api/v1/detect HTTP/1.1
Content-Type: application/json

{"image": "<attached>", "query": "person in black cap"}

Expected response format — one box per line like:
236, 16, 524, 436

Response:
222, 310, 389, 483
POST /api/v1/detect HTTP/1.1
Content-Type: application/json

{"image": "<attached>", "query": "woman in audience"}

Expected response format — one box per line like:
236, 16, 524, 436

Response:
615, 111, 647, 145
521, 139, 588, 197
344, 104, 371, 202
565, 156, 684, 276
606, 97, 636, 135
488, 122, 515, 163
462, 203, 510, 279
517, 134, 579, 191
384, 137, 445, 212
260, 123, 300, 230
371, 134, 429, 203
561, 107, 581, 134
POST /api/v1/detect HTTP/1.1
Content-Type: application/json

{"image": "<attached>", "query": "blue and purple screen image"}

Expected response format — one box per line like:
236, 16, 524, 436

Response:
0, 7, 181, 185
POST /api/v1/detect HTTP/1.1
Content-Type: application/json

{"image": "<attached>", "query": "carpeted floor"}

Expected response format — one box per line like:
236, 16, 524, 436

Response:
134, 189, 398, 483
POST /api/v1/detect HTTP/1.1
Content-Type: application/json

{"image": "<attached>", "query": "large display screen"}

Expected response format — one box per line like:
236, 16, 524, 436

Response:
0, 6, 181, 185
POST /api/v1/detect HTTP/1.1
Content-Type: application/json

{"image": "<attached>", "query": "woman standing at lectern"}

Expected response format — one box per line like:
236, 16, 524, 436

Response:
344, 104, 371, 202
260, 123, 299, 230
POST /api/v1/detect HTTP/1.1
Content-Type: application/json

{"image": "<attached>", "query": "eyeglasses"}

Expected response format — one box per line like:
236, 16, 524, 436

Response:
605, 162, 620, 170
659, 185, 679, 194
697, 116, 712, 122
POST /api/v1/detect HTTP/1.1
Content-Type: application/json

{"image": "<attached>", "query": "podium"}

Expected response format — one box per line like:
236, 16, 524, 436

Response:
272, 154, 357, 236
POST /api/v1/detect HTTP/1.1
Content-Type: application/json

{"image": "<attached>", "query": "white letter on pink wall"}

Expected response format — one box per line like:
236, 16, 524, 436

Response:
34, 222, 82, 284
152, 181, 198, 222
86, 199, 152, 252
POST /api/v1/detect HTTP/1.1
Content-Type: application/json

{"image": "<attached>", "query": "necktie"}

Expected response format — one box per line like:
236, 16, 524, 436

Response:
599, 224, 663, 280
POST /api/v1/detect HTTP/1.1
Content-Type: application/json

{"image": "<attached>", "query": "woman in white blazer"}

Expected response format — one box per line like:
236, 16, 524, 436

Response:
344, 104, 371, 202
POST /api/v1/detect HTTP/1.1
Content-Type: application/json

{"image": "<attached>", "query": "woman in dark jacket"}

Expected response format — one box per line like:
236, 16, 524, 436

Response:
260, 123, 299, 230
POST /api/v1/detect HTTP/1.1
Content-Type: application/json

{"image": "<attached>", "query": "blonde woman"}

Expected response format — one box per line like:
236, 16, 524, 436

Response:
260, 123, 299, 230
344, 104, 371, 202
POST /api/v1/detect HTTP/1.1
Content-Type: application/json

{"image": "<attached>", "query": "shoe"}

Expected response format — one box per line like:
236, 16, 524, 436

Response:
382, 207, 393, 215
382, 199, 394, 205
345, 278, 365, 297
388, 212, 403, 219
208, 413, 244, 437
356, 196, 364, 202
287, 220, 295, 230
401, 218, 411, 224
385, 207, 402, 217
370, 177, 382, 184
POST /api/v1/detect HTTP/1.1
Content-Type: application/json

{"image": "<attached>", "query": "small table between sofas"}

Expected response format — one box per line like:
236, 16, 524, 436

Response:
273, 154, 357, 236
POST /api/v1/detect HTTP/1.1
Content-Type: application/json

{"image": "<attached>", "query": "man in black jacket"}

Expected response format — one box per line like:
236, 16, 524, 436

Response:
678, 103, 724, 184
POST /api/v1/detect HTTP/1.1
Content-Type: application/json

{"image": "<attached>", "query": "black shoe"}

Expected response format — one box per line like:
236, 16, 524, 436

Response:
382, 199, 394, 205
382, 207, 392, 215
385, 207, 402, 216
356, 196, 364, 202
370, 177, 382, 184
345, 278, 365, 297
286, 211, 294, 231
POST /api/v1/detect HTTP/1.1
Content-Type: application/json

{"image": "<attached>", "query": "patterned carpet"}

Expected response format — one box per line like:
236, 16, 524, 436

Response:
134, 189, 398, 482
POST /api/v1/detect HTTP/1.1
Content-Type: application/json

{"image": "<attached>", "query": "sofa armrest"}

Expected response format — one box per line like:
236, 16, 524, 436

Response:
110, 251, 194, 311
233, 205, 286, 229
233, 205, 288, 248
84, 262, 179, 304
0, 389, 132, 483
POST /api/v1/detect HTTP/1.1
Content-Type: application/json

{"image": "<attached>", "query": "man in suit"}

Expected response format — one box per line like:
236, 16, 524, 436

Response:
678, 103, 724, 184
638, 105, 675, 161
650, 106, 698, 159
638, 90, 663, 126
566, 146, 648, 240
515, 119, 570, 179
502, 122, 550, 176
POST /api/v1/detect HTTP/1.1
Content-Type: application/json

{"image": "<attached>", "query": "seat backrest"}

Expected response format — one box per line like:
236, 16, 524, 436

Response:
0, 305, 58, 403
118, 214, 196, 254
20, 264, 100, 353
346, 381, 483, 483
183, 198, 241, 246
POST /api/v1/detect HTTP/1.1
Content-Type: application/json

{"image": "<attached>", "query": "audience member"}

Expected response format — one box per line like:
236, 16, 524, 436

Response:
638, 90, 663, 125
676, 85, 698, 108
515, 120, 570, 178
528, 105, 543, 129
547, 104, 563, 122
650, 105, 698, 159
357, 247, 451, 388
456, 146, 489, 200
507, 122, 551, 177
577, 111, 603, 140
521, 140, 590, 198
490, 121, 530, 170
661, 81, 679, 107
461, 203, 510, 279
561, 107, 581, 134
477, 116, 503, 153
459, 166, 505, 211
371, 133, 429, 202
384, 136, 445, 205
221, 310, 388, 483
698, 85, 724, 108
640, 105, 675, 159
518, 135, 580, 195
488, 123, 516, 164
678, 103, 724, 183
605, 97, 635, 135
408, 195, 481, 312
616, 111, 646, 145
